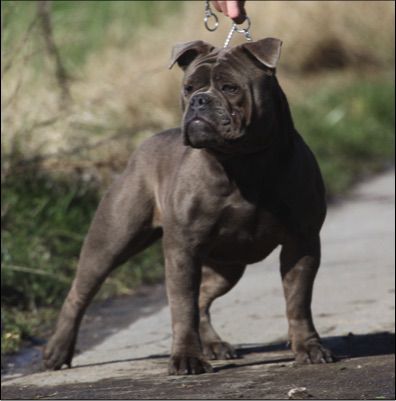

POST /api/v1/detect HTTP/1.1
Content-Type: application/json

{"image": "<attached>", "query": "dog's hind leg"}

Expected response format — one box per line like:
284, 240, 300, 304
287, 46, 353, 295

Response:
280, 235, 333, 364
199, 263, 246, 360
43, 159, 161, 370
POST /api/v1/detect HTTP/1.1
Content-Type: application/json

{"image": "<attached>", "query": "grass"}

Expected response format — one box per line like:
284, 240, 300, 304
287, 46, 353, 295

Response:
294, 79, 395, 195
1, 1, 182, 70
2, 1, 394, 161
1, 1, 394, 357
1, 168, 164, 354
1, 170, 99, 310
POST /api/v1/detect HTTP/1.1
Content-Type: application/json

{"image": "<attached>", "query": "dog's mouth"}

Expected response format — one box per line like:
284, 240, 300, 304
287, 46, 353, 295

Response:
182, 111, 248, 153
187, 117, 216, 131
183, 117, 219, 148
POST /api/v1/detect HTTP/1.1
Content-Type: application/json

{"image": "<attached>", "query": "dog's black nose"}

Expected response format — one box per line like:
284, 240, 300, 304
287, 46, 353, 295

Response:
189, 93, 211, 111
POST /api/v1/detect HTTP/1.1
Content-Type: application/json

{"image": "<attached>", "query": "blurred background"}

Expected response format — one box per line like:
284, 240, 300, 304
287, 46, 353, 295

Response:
1, 1, 394, 356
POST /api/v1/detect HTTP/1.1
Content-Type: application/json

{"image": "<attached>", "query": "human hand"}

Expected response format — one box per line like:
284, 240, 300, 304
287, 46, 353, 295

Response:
210, 1, 246, 24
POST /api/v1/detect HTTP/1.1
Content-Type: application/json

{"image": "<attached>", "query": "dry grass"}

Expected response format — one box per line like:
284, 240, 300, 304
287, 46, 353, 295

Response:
1, 1, 394, 180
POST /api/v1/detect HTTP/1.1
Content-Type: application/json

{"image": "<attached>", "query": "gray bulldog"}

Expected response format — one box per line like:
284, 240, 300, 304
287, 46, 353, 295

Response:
44, 37, 333, 375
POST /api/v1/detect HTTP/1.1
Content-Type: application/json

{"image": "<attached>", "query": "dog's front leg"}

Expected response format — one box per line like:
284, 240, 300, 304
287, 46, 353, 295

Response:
163, 235, 213, 375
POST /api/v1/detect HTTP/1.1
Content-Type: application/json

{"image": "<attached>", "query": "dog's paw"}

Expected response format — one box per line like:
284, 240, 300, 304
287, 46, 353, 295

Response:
295, 341, 334, 364
203, 341, 238, 360
43, 334, 75, 370
168, 355, 213, 375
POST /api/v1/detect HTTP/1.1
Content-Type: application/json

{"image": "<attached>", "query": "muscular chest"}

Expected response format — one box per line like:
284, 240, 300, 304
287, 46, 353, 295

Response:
216, 193, 282, 240
168, 182, 286, 264
162, 150, 290, 263
207, 190, 286, 263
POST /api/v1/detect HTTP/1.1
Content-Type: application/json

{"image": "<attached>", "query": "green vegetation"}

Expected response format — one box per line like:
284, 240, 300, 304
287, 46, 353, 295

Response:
2, 1, 182, 71
294, 79, 395, 195
2, 0, 171, 356
2, 171, 99, 310
1, 169, 163, 354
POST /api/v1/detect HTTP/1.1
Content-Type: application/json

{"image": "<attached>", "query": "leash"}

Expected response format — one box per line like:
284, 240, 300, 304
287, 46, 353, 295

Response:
204, 0, 252, 48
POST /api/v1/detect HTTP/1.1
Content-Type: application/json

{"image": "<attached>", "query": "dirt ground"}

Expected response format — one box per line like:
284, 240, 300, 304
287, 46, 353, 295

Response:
1, 333, 395, 399
1, 170, 395, 400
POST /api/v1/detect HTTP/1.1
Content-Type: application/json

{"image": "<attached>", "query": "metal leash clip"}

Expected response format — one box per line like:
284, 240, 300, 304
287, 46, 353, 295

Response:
203, 0, 253, 47
204, 0, 219, 32
224, 17, 252, 48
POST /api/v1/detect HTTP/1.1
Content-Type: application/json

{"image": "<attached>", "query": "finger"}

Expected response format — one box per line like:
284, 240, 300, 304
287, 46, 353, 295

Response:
211, 1, 228, 15
226, 1, 246, 23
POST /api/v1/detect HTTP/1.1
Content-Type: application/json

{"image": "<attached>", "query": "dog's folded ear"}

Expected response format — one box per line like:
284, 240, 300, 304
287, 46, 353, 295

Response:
242, 37, 282, 69
169, 40, 215, 70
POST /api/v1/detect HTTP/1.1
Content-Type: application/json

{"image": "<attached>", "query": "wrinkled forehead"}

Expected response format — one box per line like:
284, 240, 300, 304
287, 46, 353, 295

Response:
184, 47, 250, 83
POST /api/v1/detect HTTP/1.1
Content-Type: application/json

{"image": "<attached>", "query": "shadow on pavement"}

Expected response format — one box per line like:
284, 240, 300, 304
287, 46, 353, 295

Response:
236, 331, 395, 358
70, 331, 394, 371
218, 331, 395, 372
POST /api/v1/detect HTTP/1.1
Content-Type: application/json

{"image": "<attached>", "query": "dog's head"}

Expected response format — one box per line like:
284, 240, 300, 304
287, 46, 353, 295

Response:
169, 38, 285, 154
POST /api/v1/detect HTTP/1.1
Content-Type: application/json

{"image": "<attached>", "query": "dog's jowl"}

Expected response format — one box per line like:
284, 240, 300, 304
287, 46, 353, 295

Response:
44, 38, 333, 375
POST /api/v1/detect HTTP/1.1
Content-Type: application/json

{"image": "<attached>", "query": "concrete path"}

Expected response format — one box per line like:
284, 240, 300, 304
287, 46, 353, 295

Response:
2, 170, 395, 398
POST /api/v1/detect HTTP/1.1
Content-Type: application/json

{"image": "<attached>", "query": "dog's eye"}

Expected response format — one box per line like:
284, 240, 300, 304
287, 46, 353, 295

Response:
184, 85, 194, 95
221, 84, 239, 94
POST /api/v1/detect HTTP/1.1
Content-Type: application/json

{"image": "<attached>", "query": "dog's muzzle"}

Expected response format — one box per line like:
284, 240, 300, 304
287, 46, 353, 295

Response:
183, 93, 219, 148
